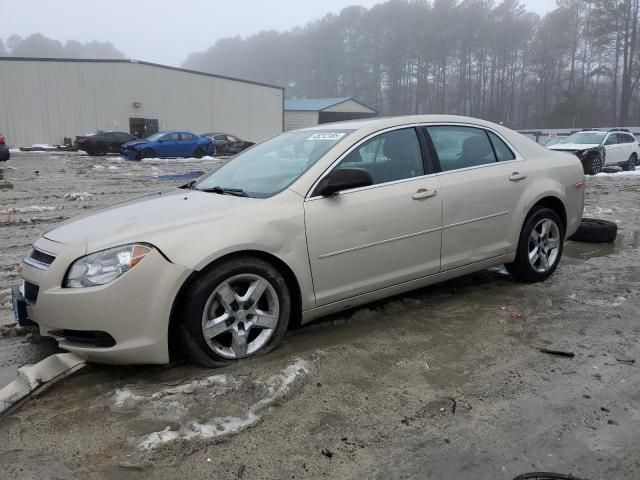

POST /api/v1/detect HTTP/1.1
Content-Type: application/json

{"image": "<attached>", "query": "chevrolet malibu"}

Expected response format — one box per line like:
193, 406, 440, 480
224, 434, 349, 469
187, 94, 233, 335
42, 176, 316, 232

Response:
13, 115, 585, 367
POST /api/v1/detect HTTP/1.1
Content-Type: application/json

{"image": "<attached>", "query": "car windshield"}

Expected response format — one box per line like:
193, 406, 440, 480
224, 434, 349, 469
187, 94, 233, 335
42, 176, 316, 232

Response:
195, 130, 354, 198
560, 132, 605, 145
145, 133, 164, 141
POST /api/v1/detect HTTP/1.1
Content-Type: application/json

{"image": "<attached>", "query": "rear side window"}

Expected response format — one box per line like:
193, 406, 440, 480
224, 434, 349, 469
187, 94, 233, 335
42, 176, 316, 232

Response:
488, 131, 515, 161
336, 128, 424, 185
180, 133, 194, 141
426, 126, 496, 171
618, 133, 636, 144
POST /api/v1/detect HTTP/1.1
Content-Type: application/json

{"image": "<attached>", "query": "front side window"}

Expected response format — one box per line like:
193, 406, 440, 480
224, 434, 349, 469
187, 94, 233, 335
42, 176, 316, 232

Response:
604, 134, 617, 145
163, 133, 180, 142
335, 128, 424, 185
196, 130, 353, 198
427, 126, 496, 171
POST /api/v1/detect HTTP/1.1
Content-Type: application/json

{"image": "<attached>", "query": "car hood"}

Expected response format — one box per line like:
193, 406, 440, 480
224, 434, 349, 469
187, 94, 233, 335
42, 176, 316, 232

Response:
43, 188, 261, 254
123, 140, 149, 148
548, 143, 599, 151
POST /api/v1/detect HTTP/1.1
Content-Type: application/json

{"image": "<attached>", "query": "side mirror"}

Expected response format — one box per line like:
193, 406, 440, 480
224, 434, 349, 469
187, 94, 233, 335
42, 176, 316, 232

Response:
314, 168, 373, 197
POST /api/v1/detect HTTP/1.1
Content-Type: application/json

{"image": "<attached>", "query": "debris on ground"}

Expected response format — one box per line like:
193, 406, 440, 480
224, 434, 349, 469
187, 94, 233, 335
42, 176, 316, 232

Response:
539, 348, 576, 358
321, 448, 333, 458
615, 356, 636, 365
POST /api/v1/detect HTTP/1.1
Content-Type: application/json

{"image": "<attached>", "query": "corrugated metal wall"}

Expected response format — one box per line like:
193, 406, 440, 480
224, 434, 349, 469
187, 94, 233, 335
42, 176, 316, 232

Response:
0, 59, 283, 147
284, 111, 319, 131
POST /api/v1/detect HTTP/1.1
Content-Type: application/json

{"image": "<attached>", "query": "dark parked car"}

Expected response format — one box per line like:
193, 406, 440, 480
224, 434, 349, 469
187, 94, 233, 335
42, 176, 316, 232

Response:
201, 132, 254, 155
121, 131, 214, 160
75, 131, 137, 156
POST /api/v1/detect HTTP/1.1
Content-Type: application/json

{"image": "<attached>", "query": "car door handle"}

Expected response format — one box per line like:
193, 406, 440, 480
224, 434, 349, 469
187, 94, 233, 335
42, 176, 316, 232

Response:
412, 188, 438, 200
509, 172, 527, 182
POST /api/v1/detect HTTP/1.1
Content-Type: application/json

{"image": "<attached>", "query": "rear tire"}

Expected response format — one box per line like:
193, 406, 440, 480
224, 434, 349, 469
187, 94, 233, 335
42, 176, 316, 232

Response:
583, 153, 602, 175
178, 256, 291, 368
505, 207, 565, 283
622, 153, 637, 171
192, 147, 205, 159
569, 218, 617, 243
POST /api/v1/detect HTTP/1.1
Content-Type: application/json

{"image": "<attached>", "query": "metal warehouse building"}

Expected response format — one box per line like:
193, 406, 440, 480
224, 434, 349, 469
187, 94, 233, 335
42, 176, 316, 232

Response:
284, 97, 377, 131
0, 57, 284, 147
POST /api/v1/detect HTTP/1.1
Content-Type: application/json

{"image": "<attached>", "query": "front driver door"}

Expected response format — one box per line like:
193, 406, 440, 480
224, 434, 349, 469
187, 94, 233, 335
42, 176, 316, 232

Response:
160, 133, 180, 157
304, 127, 443, 306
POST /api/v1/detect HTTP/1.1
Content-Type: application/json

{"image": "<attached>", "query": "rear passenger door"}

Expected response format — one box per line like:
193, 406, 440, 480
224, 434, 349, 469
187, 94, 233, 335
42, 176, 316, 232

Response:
616, 133, 636, 163
179, 133, 195, 157
424, 125, 528, 270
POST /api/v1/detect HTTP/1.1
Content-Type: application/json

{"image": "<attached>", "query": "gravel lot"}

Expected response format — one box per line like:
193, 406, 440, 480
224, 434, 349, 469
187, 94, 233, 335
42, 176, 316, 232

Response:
1, 152, 639, 480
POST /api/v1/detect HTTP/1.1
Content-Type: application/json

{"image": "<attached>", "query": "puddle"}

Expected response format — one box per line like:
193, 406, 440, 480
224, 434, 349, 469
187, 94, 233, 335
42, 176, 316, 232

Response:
564, 231, 640, 261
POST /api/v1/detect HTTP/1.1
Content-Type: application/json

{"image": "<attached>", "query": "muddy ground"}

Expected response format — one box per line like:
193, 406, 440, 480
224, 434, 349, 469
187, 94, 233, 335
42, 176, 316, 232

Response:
0, 152, 639, 480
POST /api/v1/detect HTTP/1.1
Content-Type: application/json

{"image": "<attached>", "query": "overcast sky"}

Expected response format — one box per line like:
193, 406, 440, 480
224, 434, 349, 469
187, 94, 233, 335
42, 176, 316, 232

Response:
5, 0, 558, 66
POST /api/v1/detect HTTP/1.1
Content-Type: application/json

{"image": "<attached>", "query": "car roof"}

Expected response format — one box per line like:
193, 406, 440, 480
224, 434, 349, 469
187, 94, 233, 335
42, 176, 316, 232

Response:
298, 114, 515, 134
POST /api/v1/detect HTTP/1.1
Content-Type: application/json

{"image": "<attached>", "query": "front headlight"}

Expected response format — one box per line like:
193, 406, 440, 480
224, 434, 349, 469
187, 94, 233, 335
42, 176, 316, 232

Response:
64, 244, 153, 288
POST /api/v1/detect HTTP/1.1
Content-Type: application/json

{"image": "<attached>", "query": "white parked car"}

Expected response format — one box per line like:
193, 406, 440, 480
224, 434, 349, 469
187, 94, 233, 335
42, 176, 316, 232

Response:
547, 128, 639, 174
13, 115, 585, 366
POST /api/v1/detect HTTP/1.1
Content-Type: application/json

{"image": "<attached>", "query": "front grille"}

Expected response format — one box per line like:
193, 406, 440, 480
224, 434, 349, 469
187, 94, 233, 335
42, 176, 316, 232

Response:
24, 247, 56, 270
24, 281, 39, 304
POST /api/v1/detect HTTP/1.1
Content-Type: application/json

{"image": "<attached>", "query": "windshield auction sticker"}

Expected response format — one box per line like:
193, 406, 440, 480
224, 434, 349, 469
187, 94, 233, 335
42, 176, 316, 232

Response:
307, 133, 346, 141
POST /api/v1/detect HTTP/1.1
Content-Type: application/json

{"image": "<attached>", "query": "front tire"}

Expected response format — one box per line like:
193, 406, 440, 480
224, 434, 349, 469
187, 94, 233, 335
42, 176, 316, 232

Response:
178, 256, 291, 368
583, 153, 602, 175
139, 148, 155, 160
506, 207, 565, 283
623, 153, 637, 171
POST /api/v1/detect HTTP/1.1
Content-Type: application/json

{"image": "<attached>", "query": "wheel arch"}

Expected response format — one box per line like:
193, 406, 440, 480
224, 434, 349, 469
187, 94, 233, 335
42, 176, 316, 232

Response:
529, 195, 567, 231
167, 249, 303, 360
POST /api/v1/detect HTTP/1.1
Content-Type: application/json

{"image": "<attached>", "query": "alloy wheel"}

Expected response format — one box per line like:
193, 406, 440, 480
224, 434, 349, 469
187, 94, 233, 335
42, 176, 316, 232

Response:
592, 156, 602, 174
528, 218, 561, 273
201, 273, 280, 359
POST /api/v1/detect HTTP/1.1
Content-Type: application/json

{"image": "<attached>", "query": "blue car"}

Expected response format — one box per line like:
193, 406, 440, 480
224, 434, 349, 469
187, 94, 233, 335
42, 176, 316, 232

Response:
121, 131, 215, 160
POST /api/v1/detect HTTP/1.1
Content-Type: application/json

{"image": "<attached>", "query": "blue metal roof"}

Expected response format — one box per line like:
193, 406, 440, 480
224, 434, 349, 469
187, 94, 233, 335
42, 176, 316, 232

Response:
284, 98, 353, 111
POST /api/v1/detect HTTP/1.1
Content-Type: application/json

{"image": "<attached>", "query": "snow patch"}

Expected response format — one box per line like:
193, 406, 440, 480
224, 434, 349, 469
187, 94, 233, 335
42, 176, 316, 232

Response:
64, 192, 93, 201
568, 293, 626, 307
594, 167, 640, 177
0, 205, 57, 214
96, 374, 230, 413
136, 359, 311, 451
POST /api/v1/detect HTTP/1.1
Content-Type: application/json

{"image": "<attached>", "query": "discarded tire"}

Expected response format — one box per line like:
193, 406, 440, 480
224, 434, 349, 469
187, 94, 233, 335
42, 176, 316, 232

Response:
569, 218, 617, 243
513, 473, 585, 480
0, 146, 9, 162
